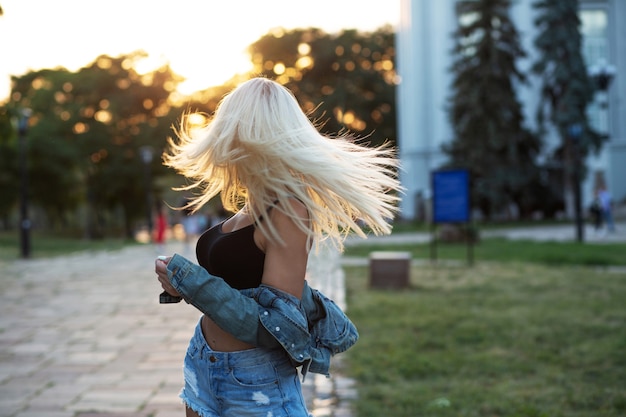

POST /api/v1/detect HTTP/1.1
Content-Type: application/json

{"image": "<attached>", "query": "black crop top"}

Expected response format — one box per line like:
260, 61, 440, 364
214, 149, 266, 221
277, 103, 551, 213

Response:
195, 214, 267, 290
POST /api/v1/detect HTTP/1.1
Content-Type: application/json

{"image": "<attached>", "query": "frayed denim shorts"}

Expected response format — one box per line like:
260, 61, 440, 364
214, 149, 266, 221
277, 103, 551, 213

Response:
180, 318, 312, 417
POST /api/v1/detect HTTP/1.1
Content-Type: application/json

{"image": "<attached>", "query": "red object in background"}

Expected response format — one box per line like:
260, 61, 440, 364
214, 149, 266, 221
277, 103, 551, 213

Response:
154, 211, 167, 244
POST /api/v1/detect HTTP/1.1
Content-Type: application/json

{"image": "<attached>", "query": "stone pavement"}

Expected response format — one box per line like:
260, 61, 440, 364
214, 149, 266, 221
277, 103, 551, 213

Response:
0, 241, 355, 417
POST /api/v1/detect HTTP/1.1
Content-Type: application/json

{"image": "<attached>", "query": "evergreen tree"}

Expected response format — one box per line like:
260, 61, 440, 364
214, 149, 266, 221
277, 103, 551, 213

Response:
445, 0, 541, 219
532, 0, 604, 218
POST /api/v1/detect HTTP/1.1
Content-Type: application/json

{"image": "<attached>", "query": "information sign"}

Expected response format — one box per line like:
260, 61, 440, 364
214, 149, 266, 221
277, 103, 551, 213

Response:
432, 169, 470, 223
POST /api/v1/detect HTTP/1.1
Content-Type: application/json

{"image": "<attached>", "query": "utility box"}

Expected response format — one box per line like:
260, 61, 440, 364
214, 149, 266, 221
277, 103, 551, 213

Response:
369, 251, 411, 289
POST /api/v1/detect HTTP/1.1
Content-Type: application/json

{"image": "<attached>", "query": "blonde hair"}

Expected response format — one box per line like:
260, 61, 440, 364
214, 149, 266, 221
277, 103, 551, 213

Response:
164, 77, 402, 251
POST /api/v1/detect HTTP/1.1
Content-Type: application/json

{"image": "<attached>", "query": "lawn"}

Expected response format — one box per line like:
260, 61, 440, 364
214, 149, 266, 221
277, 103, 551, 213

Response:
343, 261, 626, 417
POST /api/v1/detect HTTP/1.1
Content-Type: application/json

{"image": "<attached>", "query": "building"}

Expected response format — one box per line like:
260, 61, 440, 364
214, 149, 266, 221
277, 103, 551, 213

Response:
396, 0, 625, 221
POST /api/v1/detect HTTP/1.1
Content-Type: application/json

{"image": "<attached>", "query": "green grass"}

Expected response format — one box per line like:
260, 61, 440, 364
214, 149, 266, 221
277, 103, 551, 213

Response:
0, 231, 139, 261
345, 238, 626, 266
344, 263, 626, 417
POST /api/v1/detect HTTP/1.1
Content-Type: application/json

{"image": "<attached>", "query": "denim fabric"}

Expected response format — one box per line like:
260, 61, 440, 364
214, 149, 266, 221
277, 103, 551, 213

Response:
166, 254, 358, 378
180, 319, 311, 417
303, 285, 359, 356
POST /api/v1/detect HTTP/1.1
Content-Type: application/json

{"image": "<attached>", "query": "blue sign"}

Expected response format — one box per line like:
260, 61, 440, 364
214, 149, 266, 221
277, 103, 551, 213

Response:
432, 169, 470, 223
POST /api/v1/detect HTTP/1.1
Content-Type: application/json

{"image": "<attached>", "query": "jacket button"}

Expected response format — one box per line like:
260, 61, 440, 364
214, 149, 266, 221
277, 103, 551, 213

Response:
209, 355, 217, 363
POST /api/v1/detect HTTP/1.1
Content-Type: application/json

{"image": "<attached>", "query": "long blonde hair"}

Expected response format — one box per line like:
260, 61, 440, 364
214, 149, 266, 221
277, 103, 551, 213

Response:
163, 77, 402, 251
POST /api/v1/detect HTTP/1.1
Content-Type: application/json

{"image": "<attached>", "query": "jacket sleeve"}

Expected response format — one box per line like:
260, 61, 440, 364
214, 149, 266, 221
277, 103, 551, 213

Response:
307, 286, 359, 355
165, 254, 280, 348
165, 253, 349, 378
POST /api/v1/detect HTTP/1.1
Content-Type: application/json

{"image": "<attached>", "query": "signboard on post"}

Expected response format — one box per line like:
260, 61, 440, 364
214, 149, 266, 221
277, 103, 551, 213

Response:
431, 168, 473, 265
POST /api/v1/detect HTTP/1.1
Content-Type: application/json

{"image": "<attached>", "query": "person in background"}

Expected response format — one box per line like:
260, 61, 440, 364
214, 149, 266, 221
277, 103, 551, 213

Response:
153, 201, 168, 252
589, 189, 603, 233
154, 77, 402, 417
598, 186, 616, 233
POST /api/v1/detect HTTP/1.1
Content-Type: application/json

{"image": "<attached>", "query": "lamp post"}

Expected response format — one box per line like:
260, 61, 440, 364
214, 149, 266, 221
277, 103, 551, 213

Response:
139, 146, 154, 241
18, 108, 32, 258
568, 123, 583, 243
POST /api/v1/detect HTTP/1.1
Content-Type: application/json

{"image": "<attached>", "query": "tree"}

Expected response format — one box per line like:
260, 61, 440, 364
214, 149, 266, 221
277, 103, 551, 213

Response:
248, 26, 397, 148
70, 53, 181, 238
7, 68, 84, 229
532, 0, 603, 218
445, 0, 541, 219
0, 105, 18, 229
6, 52, 182, 237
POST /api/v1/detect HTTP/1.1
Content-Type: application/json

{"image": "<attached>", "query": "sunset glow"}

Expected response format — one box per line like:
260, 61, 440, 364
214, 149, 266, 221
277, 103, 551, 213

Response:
0, 0, 399, 101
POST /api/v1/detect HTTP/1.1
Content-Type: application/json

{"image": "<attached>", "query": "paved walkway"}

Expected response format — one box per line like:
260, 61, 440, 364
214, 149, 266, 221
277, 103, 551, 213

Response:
345, 222, 626, 246
0, 241, 354, 417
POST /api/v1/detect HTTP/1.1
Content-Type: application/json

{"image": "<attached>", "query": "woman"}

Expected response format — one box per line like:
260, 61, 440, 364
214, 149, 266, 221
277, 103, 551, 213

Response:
155, 77, 402, 416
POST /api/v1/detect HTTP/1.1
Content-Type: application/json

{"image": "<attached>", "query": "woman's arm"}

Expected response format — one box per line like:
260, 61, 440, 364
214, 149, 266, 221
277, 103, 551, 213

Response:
157, 255, 287, 348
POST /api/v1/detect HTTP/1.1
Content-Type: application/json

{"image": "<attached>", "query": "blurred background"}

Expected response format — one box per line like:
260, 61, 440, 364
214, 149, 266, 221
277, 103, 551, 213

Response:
0, 0, 623, 251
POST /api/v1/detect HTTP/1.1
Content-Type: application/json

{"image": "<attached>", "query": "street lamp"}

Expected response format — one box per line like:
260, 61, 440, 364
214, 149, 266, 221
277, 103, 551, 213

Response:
18, 108, 32, 258
139, 146, 154, 240
588, 59, 616, 106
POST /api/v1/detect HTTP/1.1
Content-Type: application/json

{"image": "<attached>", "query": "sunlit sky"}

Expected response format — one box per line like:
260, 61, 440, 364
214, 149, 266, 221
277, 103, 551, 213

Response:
0, 0, 400, 101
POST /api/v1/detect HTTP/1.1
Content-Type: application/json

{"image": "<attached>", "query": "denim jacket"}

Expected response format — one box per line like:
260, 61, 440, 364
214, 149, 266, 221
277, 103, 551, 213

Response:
166, 254, 358, 378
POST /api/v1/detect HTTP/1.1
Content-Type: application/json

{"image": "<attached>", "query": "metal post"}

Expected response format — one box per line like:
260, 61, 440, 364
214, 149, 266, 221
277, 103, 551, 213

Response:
573, 153, 583, 243
18, 109, 32, 258
569, 124, 583, 243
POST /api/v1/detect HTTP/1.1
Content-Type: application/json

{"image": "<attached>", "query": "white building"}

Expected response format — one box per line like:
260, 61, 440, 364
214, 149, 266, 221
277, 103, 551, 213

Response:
396, 0, 625, 220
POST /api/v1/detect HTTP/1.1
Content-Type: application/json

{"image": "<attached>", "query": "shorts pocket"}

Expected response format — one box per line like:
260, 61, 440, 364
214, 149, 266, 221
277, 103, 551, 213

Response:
229, 361, 279, 387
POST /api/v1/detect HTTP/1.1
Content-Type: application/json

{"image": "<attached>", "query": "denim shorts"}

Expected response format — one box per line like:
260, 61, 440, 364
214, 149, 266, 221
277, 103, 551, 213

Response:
180, 318, 312, 417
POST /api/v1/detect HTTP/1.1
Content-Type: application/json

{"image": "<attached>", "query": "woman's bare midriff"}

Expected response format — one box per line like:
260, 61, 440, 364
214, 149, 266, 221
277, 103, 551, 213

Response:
200, 315, 256, 351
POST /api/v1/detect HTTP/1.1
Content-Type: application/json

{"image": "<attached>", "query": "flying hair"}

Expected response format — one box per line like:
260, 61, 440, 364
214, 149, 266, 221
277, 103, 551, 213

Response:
163, 77, 403, 252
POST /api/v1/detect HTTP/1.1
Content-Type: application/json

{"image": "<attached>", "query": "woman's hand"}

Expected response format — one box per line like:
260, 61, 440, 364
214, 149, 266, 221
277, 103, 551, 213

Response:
155, 256, 181, 297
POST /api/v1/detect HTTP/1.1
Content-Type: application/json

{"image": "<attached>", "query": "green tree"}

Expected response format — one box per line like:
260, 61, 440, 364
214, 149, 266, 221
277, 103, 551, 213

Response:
248, 26, 397, 148
445, 0, 541, 219
532, 0, 603, 219
7, 52, 182, 237
0, 105, 19, 229
8, 68, 84, 229
70, 54, 180, 237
